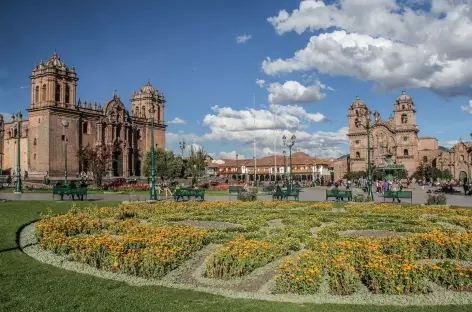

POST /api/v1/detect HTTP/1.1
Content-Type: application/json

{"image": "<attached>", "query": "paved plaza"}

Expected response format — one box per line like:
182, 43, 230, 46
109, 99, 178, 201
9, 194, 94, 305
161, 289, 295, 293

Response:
1, 187, 471, 206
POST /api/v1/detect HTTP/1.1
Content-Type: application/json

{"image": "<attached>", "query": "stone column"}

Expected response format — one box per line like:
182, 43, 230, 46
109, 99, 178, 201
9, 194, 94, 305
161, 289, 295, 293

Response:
62, 79, 67, 107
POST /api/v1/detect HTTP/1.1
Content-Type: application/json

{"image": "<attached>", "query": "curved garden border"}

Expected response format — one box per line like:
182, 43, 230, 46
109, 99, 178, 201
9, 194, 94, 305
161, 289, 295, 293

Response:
20, 222, 472, 306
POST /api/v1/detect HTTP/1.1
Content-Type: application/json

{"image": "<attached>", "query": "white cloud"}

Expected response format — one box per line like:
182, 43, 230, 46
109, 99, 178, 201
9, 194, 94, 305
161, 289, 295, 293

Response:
218, 151, 247, 160
461, 100, 472, 114
263, 0, 472, 96
256, 79, 266, 88
167, 104, 347, 158
0, 112, 12, 121
168, 117, 186, 124
268, 80, 326, 104
441, 140, 459, 147
236, 34, 252, 44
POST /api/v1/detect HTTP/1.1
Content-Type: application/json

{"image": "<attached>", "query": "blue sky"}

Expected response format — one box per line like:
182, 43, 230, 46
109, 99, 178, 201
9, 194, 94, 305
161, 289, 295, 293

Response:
1, 0, 471, 159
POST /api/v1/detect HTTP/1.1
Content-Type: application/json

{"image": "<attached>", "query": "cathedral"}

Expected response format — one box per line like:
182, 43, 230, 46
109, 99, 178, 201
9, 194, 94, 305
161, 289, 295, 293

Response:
0, 52, 166, 179
346, 91, 472, 181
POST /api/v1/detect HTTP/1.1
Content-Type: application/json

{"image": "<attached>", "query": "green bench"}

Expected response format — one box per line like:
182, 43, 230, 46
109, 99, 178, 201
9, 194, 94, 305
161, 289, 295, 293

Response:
325, 189, 352, 201
272, 188, 300, 201
173, 188, 205, 201
228, 186, 244, 195
52, 185, 88, 201
383, 190, 413, 203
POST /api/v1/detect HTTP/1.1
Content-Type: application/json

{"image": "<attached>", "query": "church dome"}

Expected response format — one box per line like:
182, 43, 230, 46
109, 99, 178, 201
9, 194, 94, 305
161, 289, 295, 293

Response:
397, 90, 412, 102
350, 95, 366, 108
138, 81, 158, 96
45, 52, 68, 69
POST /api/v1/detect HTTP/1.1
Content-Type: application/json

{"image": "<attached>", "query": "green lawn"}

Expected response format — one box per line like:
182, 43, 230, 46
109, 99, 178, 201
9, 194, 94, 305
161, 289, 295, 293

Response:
0, 201, 470, 312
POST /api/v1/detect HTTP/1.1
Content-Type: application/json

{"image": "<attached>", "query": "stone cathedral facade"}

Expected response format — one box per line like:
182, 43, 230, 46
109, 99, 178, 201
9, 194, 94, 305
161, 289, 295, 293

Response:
0, 52, 166, 179
346, 91, 472, 180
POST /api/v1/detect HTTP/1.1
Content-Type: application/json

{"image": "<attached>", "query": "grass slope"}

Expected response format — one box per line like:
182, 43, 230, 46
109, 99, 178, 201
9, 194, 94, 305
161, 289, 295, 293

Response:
0, 200, 470, 312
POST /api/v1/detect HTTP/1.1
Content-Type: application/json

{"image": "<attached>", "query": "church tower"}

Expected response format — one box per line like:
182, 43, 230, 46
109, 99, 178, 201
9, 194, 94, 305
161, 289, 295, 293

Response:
393, 90, 418, 132
130, 81, 166, 151
347, 96, 371, 172
28, 52, 79, 177
393, 90, 419, 171
30, 52, 78, 108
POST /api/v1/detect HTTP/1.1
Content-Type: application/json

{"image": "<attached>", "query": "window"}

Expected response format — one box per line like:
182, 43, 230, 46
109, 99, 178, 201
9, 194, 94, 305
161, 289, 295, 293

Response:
401, 113, 408, 124
42, 84, 46, 101
38, 118, 41, 124
137, 129, 141, 140
356, 152, 360, 159
55, 82, 61, 102
355, 140, 359, 144
34, 154, 36, 160
61, 135, 65, 141
460, 155, 465, 162
404, 149, 409, 156
35, 86, 39, 103
65, 84, 70, 104
403, 136, 408, 142
33, 138, 37, 145
82, 121, 88, 134
423, 156, 428, 163
402, 105, 405, 110
14, 128, 17, 137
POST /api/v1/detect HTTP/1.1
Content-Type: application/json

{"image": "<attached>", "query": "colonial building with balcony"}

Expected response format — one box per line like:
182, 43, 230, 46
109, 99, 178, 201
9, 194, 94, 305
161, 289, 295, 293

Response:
209, 149, 335, 182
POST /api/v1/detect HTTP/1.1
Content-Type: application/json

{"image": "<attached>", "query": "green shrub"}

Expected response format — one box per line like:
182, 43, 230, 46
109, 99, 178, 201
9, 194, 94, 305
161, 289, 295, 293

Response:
425, 194, 447, 205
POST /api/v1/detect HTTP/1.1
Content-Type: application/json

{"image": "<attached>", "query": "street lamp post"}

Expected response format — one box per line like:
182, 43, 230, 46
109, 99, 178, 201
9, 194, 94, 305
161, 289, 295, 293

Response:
13, 112, 23, 194
149, 105, 157, 201
282, 134, 296, 188
283, 150, 287, 186
355, 114, 374, 201
236, 153, 239, 181
61, 119, 69, 184
269, 162, 272, 182
179, 140, 186, 157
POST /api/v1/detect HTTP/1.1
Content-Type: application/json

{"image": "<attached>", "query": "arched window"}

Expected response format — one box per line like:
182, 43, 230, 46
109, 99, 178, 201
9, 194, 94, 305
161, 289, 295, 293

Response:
55, 82, 61, 102
42, 84, 46, 101
460, 155, 465, 162
404, 149, 409, 156
141, 106, 145, 118
423, 156, 428, 163
14, 128, 17, 138
157, 107, 161, 122
355, 152, 360, 159
33, 138, 37, 145
35, 86, 39, 104
65, 84, 70, 104
402, 105, 405, 110
83, 121, 89, 134
401, 113, 408, 124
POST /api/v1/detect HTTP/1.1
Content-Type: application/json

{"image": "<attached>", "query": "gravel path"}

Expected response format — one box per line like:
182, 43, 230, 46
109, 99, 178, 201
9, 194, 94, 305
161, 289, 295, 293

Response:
20, 222, 472, 306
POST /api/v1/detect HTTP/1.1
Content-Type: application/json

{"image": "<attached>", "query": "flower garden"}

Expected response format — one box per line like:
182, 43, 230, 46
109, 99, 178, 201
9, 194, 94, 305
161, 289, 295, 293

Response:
27, 200, 472, 305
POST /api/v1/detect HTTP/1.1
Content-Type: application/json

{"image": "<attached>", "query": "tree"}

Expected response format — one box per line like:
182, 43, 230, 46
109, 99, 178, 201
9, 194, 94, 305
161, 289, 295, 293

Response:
185, 146, 207, 186
143, 148, 183, 181
411, 163, 450, 182
343, 171, 366, 180
76, 143, 114, 186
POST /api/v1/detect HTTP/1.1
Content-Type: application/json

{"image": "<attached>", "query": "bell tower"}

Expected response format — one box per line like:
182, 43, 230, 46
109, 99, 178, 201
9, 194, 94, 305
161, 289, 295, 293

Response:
30, 52, 78, 109
393, 90, 417, 131
347, 96, 371, 172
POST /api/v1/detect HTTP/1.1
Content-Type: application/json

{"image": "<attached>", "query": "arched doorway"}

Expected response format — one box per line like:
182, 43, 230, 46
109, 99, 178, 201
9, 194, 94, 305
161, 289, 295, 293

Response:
459, 171, 468, 183
112, 150, 123, 177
